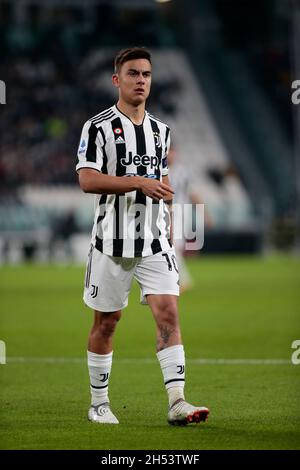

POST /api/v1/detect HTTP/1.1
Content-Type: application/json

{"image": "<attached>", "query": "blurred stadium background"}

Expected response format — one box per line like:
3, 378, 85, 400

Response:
1, 0, 300, 451
0, 0, 298, 261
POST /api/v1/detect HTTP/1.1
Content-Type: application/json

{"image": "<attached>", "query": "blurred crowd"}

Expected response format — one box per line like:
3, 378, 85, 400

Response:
0, 52, 114, 194
0, 1, 179, 196
214, 0, 292, 141
0, 52, 179, 195
0, 0, 292, 196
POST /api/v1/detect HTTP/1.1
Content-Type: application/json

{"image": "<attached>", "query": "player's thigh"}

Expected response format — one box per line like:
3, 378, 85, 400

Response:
83, 246, 136, 312
134, 247, 180, 304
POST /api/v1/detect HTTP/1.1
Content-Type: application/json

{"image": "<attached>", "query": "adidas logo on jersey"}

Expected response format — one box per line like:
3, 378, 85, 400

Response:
121, 152, 159, 170
116, 136, 125, 144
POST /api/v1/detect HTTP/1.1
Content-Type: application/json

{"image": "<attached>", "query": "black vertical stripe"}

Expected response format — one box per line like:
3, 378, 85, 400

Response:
134, 125, 147, 257
86, 122, 98, 163
111, 117, 126, 256
95, 126, 108, 252
95, 194, 107, 252
149, 119, 162, 181
162, 126, 170, 171
149, 119, 162, 254
99, 126, 108, 174
164, 127, 170, 154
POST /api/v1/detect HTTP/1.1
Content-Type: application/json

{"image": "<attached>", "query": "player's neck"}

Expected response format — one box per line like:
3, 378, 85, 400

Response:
116, 100, 145, 126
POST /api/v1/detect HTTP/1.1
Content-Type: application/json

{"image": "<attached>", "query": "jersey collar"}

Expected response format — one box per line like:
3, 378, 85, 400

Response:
113, 104, 147, 127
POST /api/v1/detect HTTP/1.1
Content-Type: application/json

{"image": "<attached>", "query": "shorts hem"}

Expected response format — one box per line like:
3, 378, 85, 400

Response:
83, 297, 128, 312
140, 290, 179, 305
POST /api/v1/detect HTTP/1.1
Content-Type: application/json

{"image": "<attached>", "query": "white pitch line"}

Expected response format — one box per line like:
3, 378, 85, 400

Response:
5, 357, 291, 365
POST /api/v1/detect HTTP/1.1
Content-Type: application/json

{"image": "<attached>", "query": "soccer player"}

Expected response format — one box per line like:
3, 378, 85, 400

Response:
76, 47, 209, 425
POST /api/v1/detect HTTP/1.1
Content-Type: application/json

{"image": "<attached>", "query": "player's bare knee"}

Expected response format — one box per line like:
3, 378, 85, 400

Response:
155, 302, 179, 329
101, 311, 121, 336
92, 310, 121, 338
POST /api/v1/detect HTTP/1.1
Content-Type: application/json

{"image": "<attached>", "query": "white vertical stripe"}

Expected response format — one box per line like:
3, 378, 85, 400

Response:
121, 118, 137, 257
102, 195, 116, 256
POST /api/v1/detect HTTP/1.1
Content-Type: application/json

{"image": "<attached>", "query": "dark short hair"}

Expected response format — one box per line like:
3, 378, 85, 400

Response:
114, 47, 151, 73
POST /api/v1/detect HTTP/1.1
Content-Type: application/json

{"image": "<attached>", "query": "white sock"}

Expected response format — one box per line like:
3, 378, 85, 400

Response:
157, 344, 185, 407
87, 350, 113, 406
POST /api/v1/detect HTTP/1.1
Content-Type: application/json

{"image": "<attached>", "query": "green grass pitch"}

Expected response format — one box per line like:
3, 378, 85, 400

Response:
0, 255, 299, 450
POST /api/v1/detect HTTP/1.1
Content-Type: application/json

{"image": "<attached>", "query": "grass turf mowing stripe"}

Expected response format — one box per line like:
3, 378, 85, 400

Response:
6, 356, 291, 365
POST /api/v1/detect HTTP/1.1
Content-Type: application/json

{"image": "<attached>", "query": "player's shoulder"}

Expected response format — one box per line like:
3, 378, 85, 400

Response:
88, 106, 117, 127
147, 111, 170, 131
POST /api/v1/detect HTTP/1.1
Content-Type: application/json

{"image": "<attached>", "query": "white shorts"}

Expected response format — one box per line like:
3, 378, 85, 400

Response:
83, 246, 180, 312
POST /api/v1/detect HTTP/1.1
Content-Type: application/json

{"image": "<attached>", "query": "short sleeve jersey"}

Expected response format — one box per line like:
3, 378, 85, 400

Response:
76, 105, 172, 258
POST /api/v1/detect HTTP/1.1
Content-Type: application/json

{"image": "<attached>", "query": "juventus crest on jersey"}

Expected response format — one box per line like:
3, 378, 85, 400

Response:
76, 105, 172, 258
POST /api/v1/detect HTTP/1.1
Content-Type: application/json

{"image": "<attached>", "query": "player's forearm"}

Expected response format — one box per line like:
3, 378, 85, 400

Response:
79, 170, 142, 195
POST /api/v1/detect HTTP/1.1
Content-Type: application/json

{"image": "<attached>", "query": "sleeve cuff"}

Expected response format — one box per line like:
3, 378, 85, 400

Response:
76, 162, 102, 173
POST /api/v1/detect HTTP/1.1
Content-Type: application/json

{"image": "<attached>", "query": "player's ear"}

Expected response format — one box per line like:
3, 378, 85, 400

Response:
112, 74, 119, 88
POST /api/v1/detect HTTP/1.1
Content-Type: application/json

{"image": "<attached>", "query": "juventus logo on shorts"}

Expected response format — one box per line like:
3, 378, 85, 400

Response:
90, 285, 98, 298
177, 365, 185, 375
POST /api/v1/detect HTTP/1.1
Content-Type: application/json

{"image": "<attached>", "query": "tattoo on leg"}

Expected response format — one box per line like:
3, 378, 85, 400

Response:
157, 325, 174, 352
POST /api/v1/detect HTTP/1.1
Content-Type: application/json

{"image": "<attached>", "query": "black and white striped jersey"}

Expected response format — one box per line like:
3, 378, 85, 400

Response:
76, 105, 172, 258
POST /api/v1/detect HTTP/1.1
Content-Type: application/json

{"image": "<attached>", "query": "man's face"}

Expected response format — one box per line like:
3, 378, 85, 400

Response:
112, 58, 152, 106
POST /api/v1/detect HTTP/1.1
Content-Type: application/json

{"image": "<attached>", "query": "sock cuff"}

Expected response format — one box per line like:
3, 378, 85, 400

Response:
87, 350, 113, 367
156, 344, 184, 362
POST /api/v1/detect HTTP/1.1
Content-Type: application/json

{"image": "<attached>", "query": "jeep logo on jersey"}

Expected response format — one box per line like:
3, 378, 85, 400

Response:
121, 152, 159, 170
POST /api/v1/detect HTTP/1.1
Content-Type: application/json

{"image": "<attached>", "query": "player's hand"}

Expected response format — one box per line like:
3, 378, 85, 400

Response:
137, 177, 174, 201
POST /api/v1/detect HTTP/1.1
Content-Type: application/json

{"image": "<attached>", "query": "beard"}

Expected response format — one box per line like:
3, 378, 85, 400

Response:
122, 90, 149, 106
